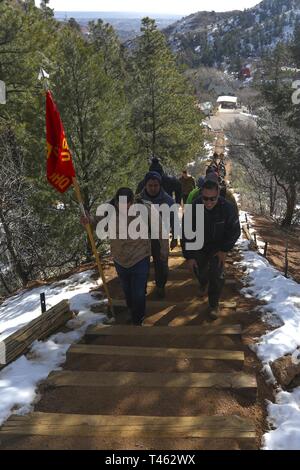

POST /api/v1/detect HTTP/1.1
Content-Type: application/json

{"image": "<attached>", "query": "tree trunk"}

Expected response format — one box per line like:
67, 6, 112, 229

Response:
0, 210, 29, 285
258, 194, 263, 215
0, 269, 12, 294
274, 177, 297, 228
81, 186, 93, 262
281, 184, 297, 227
269, 176, 277, 217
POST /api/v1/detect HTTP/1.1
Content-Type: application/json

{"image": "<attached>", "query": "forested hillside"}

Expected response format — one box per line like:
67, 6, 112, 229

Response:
164, 0, 300, 68
0, 1, 204, 294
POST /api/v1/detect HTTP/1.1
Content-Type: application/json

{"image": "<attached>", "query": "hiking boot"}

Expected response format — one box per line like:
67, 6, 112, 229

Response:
155, 287, 166, 299
208, 306, 219, 320
132, 317, 144, 326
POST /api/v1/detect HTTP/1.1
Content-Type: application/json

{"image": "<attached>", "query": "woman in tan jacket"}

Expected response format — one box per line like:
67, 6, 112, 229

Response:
81, 187, 168, 325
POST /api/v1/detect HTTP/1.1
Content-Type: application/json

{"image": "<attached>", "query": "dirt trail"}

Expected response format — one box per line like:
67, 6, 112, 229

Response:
214, 132, 226, 156
248, 215, 300, 284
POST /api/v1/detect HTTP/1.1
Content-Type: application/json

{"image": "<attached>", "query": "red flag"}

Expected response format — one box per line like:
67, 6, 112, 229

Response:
46, 90, 75, 193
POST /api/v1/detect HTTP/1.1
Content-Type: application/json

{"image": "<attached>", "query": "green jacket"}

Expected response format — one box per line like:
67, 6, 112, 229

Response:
186, 188, 201, 204
186, 187, 239, 215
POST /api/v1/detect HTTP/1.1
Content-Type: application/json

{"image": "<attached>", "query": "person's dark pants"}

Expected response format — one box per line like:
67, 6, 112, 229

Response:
182, 194, 188, 204
114, 257, 150, 325
194, 251, 225, 308
151, 240, 169, 289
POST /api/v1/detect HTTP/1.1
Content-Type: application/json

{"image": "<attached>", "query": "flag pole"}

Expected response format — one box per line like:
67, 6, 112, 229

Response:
72, 177, 114, 316
40, 69, 114, 316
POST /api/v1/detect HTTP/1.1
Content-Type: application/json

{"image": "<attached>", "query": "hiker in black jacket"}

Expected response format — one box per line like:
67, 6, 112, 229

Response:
182, 178, 241, 319
139, 171, 179, 299
136, 157, 182, 204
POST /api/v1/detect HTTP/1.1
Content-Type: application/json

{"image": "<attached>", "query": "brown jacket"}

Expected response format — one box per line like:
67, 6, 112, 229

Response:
179, 175, 196, 196
94, 198, 169, 268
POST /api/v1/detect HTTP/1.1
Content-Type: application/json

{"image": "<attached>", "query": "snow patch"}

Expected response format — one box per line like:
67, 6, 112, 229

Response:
0, 270, 105, 425
237, 209, 300, 450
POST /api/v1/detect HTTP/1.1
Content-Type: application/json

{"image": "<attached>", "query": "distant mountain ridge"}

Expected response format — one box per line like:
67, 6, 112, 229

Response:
54, 11, 181, 20
163, 0, 300, 68
54, 11, 181, 41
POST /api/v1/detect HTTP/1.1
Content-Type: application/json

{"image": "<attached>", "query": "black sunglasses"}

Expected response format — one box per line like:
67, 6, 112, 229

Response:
202, 196, 218, 202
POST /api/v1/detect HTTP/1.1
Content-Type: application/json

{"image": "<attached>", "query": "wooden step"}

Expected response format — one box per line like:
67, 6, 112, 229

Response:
111, 299, 237, 310
147, 279, 237, 287
149, 267, 192, 277
167, 251, 238, 265
46, 370, 257, 391
0, 412, 256, 439
169, 251, 184, 258
67, 344, 245, 362
148, 270, 237, 283
86, 323, 242, 337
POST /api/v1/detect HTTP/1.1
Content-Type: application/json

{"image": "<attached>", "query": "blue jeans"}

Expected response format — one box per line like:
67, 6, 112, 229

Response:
114, 257, 150, 325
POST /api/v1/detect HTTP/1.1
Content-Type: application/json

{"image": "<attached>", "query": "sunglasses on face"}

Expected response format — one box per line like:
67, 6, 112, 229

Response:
202, 196, 218, 202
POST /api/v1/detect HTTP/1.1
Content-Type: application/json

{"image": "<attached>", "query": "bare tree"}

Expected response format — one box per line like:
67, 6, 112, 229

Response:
0, 126, 83, 292
227, 110, 299, 227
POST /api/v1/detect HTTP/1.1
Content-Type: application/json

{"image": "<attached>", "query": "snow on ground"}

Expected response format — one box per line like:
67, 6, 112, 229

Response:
204, 141, 214, 156
0, 270, 105, 425
240, 111, 258, 119
263, 388, 300, 450
238, 232, 300, 363
202, 141, 214, 161
236, 205, 300, 450
243, 213, 265, 254
0, 270, 101, 342
187, 141, 214, 167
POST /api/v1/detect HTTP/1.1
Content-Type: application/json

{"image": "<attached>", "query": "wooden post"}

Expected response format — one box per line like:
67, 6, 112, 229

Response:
284, 240, 289, 278
72, 177, 114, 316
40, 293, 46, 313
253, 233, 257, 248
263, 241, 268, 258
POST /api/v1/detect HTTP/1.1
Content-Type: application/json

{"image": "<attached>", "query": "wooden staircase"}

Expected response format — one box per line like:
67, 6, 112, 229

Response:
0, 249, 258, 450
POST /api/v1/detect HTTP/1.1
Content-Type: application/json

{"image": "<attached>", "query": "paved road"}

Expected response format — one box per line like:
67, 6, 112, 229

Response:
207, 110, 255, 132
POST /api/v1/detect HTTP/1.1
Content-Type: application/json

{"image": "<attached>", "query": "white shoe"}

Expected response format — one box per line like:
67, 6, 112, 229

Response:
103, 316, 116, 325
208, 306, 219, 320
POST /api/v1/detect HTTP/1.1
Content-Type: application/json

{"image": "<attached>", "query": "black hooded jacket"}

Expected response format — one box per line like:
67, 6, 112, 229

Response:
136, 174, 182, 204
182, 196, 241, 259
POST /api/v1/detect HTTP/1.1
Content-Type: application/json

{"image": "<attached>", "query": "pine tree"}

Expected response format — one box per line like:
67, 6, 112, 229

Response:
51, 25, 137, 220
40, 0, 54, 19
88, 19, 125, 80
291, 19, 300, 67
68, 18, 81, 32
129, 17, 204, 169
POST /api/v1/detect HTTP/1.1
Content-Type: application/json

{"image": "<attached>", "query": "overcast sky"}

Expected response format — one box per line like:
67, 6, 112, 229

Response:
45, 0, 260, 15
